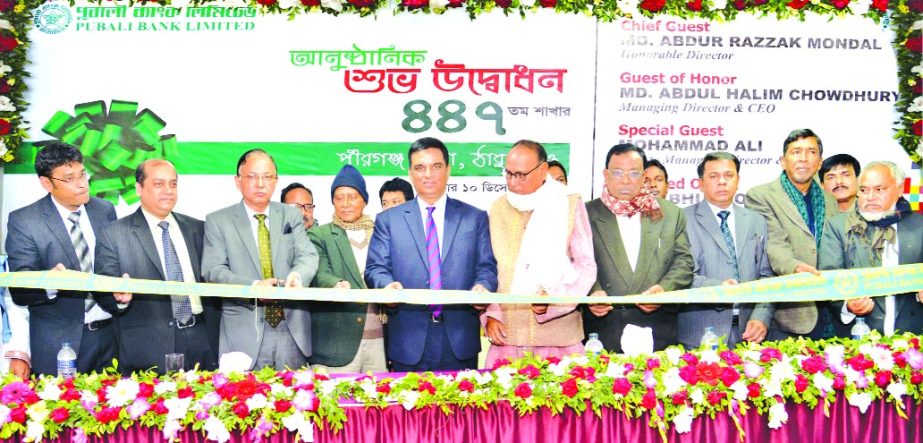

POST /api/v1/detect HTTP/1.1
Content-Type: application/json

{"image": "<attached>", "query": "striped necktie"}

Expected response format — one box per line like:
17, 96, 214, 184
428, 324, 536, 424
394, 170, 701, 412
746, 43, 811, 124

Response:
718, 210, 740, 281
67, 211, 96, 312
158, 221, 192, 323
255, 214, 284, 328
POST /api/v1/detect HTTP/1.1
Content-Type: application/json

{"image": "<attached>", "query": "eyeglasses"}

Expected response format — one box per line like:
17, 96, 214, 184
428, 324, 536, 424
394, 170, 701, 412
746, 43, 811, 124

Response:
239, 174, 278, 184
606, 169, 643, 180
288, 203, 315, 211
49, 170, 89, 185
503, 161, 545, 182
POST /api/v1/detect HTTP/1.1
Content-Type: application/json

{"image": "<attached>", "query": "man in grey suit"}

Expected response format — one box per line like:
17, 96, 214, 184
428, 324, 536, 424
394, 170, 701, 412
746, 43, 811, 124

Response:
5, 141, 118, 376
820, 161, 923, 337
745, 129, 837, 341
678, 153, 774, 349
201, 149, 318, 370
95, 160, 221, 373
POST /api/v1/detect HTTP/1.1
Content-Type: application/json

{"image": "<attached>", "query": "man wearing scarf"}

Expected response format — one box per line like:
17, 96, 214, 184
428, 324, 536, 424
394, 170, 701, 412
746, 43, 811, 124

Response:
819, 161, 923, 336
482, 141, 597, 368
746, 129, 838, 341
584, 143, 694, 352
306, 165, 387, 373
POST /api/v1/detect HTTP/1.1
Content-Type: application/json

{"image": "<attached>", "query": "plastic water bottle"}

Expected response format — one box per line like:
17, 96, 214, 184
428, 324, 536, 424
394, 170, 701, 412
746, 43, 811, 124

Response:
700, 327, 719, 351
585, 333, 605, 355
851, 317, 871, 341
57, 342, 77, 379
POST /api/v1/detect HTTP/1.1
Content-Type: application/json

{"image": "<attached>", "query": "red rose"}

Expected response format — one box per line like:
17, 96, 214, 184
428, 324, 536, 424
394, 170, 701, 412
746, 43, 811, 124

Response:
51, 407, 70, 424
794, 374, 809, 393
787, 0, 809, 6
612, 378, 632, 396
874, 370, 892, 388
760, 348, 782, 363
22, 391, 40, 405
913, 120, 923, 136
546, 356, 561, 364
97, 388, 108, 404
274, 400, 292, 413
492, 358, 511, 370
686, 0, 703, 10
639, 0, 666, 11
561, 378, 579, 398
95, 407, 121, 423
679, 365, 699, 385
401, 0, 427, 7
747, 382, 761, 398
376, 383, 392, 394
177, 386, 194, 399
301, 0, 321, 5
0, 0, 13, 13
909, 0, 923, 12
801, 356, 827, 374
152, 399, 169, 415
833, 375, 846, 390
138, 383, 154, 398
540, 0, 556, 7
720, 351, 742, 366
641, 388, 657, 409
570, 366, 595, 381
912, 83, 923, 95
871, 0, 887, 11
447, 0, 465, 6
233, 402, 250, 419
910, 372, 923, 385
519, 365, 541, 379
347, 0, 376, 7
256, 0, 277, 5
847, 354, 875, 371
646, 358, 661, 370
672, 390, 688, 405
418, 380, 436, 395
720, 367, 741, 387
696, 362, 722, 386
495, 0, 512, 7
10, 406, 26, 424
753, 0, 767, 3
912, 337, 921, 349
894, 352, 908, 368
830, 0, 850, 8
514, 382, 532, 399
680, 353, 699, 366
458, 380, 475, 393
61, 389, 81, 402
734, 0, 748, 9
707, 390, 726, 405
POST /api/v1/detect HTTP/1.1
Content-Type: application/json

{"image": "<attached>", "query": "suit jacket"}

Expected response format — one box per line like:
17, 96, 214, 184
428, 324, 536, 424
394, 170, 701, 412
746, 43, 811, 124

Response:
306, 222, 372, 367
819, 211, 923, 336
5, 194, 117, 376
583, 198, 694, 352
745, 179, 837, 334
94, 209, 221, 373
365, 197, 498, 366
201, 201, 319, 367
676, 201, 775, 348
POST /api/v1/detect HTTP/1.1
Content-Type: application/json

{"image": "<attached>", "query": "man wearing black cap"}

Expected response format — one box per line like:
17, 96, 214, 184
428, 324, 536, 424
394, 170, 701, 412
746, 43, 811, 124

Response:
306, 165, 387, 373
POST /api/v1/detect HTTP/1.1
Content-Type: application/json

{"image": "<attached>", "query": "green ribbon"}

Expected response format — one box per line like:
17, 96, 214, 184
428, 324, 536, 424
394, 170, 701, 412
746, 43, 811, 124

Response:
41, 100, 179, 205
1, 264, 921, 305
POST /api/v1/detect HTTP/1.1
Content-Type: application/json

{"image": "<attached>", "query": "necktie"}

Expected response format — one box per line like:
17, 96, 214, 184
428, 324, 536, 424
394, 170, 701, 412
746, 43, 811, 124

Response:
717, 211, 740, 281
158, 221, 192, 323
255, 214, 284, 328
425, 206, 442, 318
67, 211, 96, 312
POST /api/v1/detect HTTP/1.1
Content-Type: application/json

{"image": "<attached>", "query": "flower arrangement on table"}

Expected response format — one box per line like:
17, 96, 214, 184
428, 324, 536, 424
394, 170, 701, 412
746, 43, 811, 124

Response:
0, 332, 921, 442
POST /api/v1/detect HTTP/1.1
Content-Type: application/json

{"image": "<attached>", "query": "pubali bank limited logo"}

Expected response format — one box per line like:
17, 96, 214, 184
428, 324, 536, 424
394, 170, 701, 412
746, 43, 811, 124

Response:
33, 1, 72, 35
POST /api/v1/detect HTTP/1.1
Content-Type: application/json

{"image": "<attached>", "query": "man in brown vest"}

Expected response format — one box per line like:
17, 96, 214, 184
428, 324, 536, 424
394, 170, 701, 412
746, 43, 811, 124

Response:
482, 140, 597, 368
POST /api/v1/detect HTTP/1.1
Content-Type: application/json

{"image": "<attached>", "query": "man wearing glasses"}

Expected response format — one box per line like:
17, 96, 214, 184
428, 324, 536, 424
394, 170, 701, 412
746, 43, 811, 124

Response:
5, 141, 118, 376
201, 149, 318, 370
281, 183, 319, 230
584, 143, 693, 353
481, 140, 596, 368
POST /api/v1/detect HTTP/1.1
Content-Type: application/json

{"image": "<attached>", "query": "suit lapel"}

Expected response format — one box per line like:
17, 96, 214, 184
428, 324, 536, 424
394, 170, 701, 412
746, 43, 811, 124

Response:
630, 216, 659, 292
696, 202, 730, 258
402, 200, 429, 271
592, 208, 631, 287
330, 225, 364, 287
733, 204, 754, 260
130, 209, 166, 280
85, 198, 111, 239
269, 203, 285, 277
233, 203, 262, 275
441, 198, 461, 259
769, 182, 813, 237
176, 213, 202, 282
40, 195, 80, 270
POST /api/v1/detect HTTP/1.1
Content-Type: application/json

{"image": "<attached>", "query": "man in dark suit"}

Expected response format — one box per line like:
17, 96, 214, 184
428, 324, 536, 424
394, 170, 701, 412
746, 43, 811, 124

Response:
5, 141, 118, 376
95, 159, 220, 373
366, 137, 498, 372
820, 161, 923, 336
677, 152, 774, 349
584, 143, 693, 352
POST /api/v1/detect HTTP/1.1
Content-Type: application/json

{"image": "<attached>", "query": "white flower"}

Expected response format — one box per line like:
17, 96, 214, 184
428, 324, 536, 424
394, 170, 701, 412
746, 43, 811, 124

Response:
699, 350, 720, 364
279, 0, 299, 7
571, 355, 589, 367
203, 416, 230, 443
767, 402, 788, 429
911, 20, 923, 32
867, 347, 894, 371
662, 367, 687, 396
711, 0, 728, 9
319, 380, 338, 396
689, 388, 705, 405
474, 371, 493, 386
850, 0, 871, 15
494, 367, 515, 389
548, 362, 568, 377
398, 390, 420, 410
320, 0, 345, 11
107, 379, 140, 407
429, 0, 450, 8
246, 394, 268, 411
892, 339, 910, 351
908, 97, 923, 113
164, 397, 193, 422
520, 0, 537, 6
25, 402, 49, 424
813, 373, 834, 393
886, 382, 907, 402
0, 96, 16, 112
743, 361, 764, 379
672, 407, 694, 434
184, 370, 199, 383
843, 367, 863, 383
730, 381, 748, 402
294, 369, 315, 386
911, 64, 923, 76
617, 0, 638, 16
665, 347, 682, 365
292, 390, 317, 412
38, 383, 62, 402
742, 350, 762, 362
25, 421, 45, 442
271, 383, 293, 398
162, 419, 182, 441
0, 405, 10, 424
359, 380, 378, 400
155, 381, 178, 395
848, 392, 872, 414
761, 379, 783, 398
769, 359, 796, 383
605, 363, 626, 378
282, 412, 314, 441
0, 19, 12, 30
0, 139, 6, 157
282, 412, 305, 432
218, 352, 253, 374
0, 63, 11, 76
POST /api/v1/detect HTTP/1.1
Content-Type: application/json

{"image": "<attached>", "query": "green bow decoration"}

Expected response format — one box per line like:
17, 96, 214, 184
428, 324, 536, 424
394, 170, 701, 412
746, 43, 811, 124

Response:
41, 100, 178, 205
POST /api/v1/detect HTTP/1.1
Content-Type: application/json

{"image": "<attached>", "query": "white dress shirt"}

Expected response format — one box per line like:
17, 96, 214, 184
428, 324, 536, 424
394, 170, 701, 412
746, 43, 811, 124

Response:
615, 213, 641, 272
707, 202, 737, 245
140, 208, 203, 314
417, 194, 448, 256
49, 197, 111, 323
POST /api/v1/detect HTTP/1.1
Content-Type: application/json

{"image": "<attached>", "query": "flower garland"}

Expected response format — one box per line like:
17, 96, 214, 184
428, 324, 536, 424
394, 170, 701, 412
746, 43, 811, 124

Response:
0, 333, 921, 442
0, 0, 920, 165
